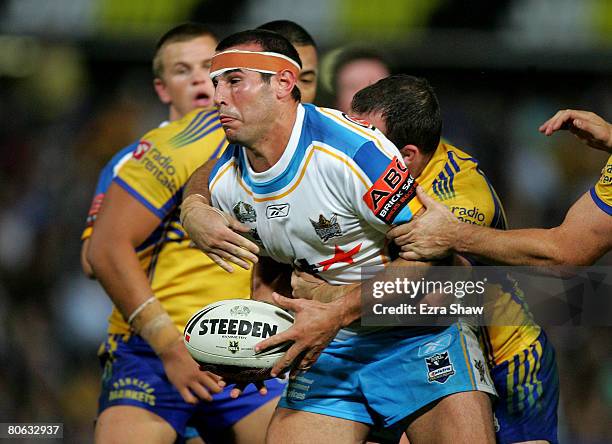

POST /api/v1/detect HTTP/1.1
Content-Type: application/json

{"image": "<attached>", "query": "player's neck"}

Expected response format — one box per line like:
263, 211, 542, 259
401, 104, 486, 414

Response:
246, 104, 298, 173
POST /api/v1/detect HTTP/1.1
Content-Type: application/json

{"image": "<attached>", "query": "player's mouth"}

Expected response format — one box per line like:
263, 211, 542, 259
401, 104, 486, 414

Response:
193, 92, 212, 107
219, 114, 238, 125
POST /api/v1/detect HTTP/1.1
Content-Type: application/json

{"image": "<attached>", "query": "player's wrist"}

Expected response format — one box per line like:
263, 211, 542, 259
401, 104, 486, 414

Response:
332, 288, 360, 328
128, 297, 182, 355
180, 193, 209, 225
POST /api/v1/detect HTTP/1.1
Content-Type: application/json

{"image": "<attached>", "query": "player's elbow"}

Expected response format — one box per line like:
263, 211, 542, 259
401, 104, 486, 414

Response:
80, 241, 96, 279
86, 232, 114, 275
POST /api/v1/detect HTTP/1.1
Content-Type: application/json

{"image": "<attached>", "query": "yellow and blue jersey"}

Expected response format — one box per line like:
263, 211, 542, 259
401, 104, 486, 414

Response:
83, 108, 251, 335
590, 154, 612, 215
416, 142, 541, 366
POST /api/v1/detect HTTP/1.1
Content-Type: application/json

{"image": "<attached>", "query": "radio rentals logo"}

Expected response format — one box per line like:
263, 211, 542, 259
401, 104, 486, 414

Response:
133, 140, 152, 160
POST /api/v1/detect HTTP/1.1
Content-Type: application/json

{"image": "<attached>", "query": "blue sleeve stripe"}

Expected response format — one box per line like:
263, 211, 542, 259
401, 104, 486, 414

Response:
448, 151, 461, 173
94, 142, 138, 195
209, 137, 227, 160
173, 119, 222, 148
590, 187, 612, 215
113, 177, 165, 219
209, 145, 238, 186
392, 205, 414, 224
175, 122, 222, 148
176, 110, 208, 138
444, 164, 456, 196
432, 180, 443, 200
170, 110, 216, 143
171, 113, 216, 145
352, 141, 393, 183
161, 185, 182, 215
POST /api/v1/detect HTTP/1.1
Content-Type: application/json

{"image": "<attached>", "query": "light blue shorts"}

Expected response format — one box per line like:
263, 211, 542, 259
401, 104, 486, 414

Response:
278, 324, 496, 430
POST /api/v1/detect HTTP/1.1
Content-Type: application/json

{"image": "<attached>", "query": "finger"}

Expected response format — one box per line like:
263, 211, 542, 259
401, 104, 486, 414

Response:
201, 370, 226, 386
199, 372, 224, 393
220, 241, 259, 264
226, 224, 261, 255
211, 247, 252, 270
230, 382, 247, 399
416, 185, 438, 207
255, 380, 268, 396
399, 250, 423, 261
386, 219, 416, 240
270, 344, 304, 377
207, 252, 235, 273
539, 110, 568, 134
393, 233, 413, 247
190, 382, 214, 402
180, 387, 199, 405
289, 349, 321, 378
255, 327, 294, 353
271, 291, 301, 311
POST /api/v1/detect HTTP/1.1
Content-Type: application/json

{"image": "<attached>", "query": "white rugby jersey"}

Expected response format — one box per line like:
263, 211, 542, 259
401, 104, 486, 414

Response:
209, 104, 423, 285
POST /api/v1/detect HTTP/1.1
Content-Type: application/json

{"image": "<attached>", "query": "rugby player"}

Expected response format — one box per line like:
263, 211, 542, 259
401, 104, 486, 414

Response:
388, 109, 612, 266
83, 24, 285, 444
290, 75, 560, 444
195, 29, 496, 443
182, 21, 319, 272
332, 47, 390, 113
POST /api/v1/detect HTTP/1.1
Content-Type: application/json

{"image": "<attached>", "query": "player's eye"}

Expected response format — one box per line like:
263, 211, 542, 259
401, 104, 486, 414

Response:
229, 77, 241, 85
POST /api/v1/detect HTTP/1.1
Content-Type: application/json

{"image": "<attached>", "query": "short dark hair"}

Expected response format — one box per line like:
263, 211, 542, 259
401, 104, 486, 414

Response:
216, 29, 302, 102
153, 23, 217, 78
331, 47, 390, 92
351, 74, 442, 154
257, 20, 317, 48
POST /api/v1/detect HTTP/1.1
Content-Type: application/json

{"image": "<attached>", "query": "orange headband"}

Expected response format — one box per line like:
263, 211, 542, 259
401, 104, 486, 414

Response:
210, 49, 300, 79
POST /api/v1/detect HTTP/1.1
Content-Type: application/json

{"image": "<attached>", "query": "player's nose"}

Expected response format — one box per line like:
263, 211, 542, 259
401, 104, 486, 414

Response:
213, 83, 227, 107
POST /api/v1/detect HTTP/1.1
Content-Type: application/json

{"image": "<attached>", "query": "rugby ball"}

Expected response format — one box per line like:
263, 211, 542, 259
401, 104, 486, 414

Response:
184, 299, 294, 380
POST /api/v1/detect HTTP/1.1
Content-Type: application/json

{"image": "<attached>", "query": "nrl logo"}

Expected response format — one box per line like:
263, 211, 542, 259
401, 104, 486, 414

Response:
230, 305, 251, 317
310, 214, 342, 242
228, 340, 240, 354
425, 351, 455, 384
233, 201, 257, 223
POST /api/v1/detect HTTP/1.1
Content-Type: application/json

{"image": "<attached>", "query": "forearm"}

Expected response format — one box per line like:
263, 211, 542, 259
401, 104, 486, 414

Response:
184, 159, 216, 202
454, 224, 564, 266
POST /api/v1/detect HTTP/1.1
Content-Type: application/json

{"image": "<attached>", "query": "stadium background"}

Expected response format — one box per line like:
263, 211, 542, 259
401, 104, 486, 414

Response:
0, 0, 610, 442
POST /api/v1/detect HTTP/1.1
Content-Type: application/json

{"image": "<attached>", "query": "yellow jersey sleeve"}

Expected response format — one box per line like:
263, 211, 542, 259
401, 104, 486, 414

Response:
115, 109, 227, 219
418, 143, 507, 230
590, 154, 612, 215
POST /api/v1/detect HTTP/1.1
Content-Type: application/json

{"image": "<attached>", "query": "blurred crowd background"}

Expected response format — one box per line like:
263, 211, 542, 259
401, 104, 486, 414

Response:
0, 1, 611, 443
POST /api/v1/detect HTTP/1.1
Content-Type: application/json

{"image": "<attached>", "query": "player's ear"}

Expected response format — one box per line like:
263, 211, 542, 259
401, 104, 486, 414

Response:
154, 77, 172, 105
400, 144, 419, 165
274, 69, 297, 100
